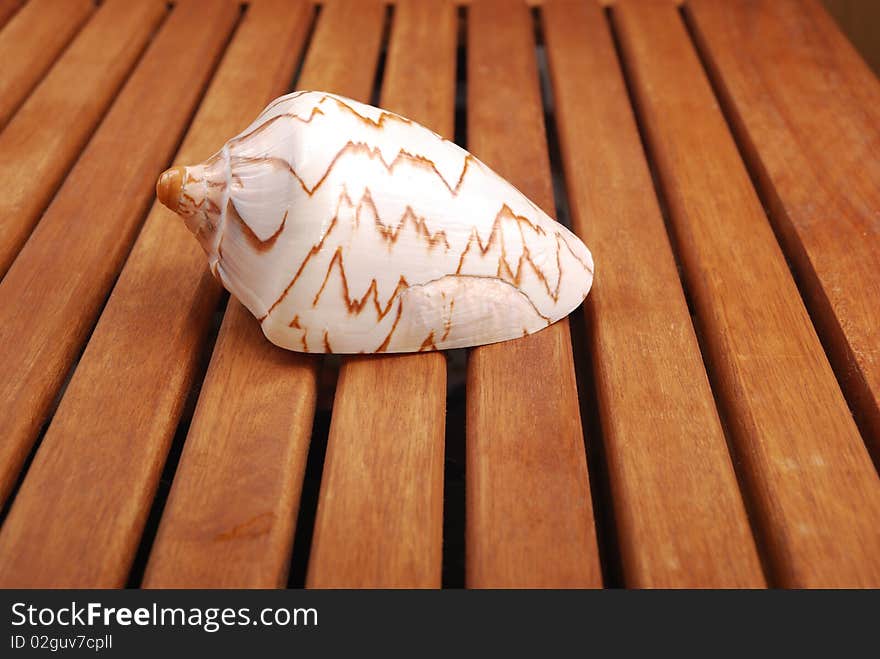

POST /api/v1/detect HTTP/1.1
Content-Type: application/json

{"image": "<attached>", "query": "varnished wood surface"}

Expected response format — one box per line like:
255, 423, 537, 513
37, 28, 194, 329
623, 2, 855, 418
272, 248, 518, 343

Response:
0, 0, 93, 129
686, 0, 880, 459
543, 0, 764, 588
306, 0, 453, 589
465, 0, 601, 588
0, 0, 241, 588
0, 0, 235, 510
613, 0, 880, 587
0, 0, 876, 589
0, 0, 166, 276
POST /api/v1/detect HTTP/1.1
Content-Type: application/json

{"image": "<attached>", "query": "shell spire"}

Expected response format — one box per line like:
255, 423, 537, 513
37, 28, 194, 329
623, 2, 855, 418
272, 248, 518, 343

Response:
156, 166, 184, 212
157, 91, 594, 354
158, 152, 230, 267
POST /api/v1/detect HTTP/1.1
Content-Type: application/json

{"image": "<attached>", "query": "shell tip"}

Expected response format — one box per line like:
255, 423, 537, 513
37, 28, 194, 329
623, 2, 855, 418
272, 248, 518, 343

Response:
157, 166, 185, 213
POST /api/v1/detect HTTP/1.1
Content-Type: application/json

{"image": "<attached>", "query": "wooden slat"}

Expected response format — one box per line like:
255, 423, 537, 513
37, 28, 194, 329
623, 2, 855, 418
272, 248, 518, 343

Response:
296, 0, 386, 97
613, 0, 880, 587
0, 0, 210, 508
464, 0, 601, 588
0, 0, 166, 276
0, 0, 94, 129
305, 0, 453, 589
542, 0, 764, 587
147, 0, 387, 589
140, 0, 315, 589
380, 0, 456, 139
686, 0, 880, 459
0, 0, 241, 588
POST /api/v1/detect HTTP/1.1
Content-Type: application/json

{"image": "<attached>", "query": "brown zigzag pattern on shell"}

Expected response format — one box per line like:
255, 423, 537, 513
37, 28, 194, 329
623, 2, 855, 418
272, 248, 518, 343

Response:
231, 141, 481, 204
229, 207, 289, 252
258, 189, 587, 326
358, 188, 450, 249
232, 93, 419, 149
311, 246, 410, 321
375, 300, 404, 353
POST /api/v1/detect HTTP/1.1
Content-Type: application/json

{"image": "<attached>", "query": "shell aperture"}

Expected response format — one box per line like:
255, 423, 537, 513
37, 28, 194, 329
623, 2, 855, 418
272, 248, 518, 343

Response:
156, 91, 594, 354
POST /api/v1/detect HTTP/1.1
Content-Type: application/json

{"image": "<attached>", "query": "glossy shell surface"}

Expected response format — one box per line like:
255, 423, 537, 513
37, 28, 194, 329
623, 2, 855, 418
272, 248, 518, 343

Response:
158, 91, 594, 353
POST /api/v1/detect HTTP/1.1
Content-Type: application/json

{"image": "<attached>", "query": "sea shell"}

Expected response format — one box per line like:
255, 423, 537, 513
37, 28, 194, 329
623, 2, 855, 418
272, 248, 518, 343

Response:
156, 91, 594, 354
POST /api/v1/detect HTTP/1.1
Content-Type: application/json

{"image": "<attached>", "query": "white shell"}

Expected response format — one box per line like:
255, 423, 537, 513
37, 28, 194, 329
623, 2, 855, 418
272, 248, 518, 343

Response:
159, 91, 594, 353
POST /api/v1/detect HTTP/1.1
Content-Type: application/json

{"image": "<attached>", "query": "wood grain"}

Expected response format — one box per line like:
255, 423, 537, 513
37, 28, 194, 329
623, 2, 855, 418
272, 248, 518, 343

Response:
464, 0, 601, 588
0, 0, 94, 129
0, 0, 166, 276
0, 0, 241, 588
613, 0, 880, 587
305, 0, 453, 590
542, 0, 764, 588
144, 0, 387, 588
141, 0, 317, 589
686, 0, 880, 460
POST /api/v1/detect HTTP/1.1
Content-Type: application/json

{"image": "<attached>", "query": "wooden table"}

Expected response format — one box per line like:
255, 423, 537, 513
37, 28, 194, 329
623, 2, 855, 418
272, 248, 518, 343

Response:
0, 0, 878, 588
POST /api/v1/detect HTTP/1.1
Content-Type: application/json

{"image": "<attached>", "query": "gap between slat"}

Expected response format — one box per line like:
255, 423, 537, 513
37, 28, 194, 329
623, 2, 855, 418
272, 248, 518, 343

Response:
532, 4, 618, 589
441, 3, 470, 590
369, 3, 394, 107
287, 405, 332, 588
